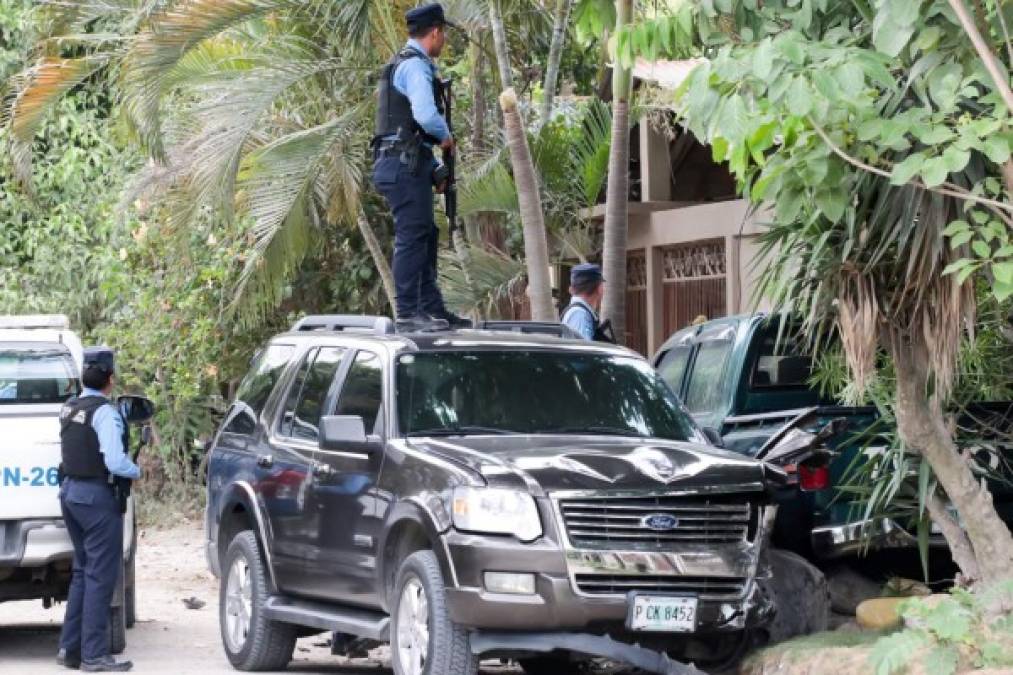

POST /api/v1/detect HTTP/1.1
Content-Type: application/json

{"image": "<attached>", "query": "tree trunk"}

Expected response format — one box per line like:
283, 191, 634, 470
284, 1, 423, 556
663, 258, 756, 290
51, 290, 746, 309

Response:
539, 0, 574, 124
356, 210, 396, 312
601, 0, 634, 345
499, 88, 555, 321
488, 0, 513, 90
889, 331, 1013, 588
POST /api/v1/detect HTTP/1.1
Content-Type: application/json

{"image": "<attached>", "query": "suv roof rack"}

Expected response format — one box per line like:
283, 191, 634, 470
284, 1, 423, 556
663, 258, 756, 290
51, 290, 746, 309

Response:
291, 315, 395, 335
475, 320, 581, 339
0, 314, 71, 330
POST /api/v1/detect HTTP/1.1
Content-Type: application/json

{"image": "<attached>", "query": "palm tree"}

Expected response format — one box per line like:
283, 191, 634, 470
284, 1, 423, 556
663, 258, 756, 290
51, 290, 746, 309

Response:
5, 0, 444, 323
451, 98, 611, 318
600, 0, 634, 345
539, 0, 574, 124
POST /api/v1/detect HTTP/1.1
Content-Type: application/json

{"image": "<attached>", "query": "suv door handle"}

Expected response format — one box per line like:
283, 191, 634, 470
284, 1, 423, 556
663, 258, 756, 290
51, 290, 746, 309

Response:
256, 454, 274, 468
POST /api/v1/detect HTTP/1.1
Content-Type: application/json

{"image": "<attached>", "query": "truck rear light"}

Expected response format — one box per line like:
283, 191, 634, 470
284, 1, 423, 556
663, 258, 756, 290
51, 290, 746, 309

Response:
799, 464, 830, 491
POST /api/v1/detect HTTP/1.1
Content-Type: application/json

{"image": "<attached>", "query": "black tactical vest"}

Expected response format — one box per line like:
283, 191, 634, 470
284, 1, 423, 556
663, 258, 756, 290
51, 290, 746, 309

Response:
60, 396, 129, 479
373, 47, 445, 146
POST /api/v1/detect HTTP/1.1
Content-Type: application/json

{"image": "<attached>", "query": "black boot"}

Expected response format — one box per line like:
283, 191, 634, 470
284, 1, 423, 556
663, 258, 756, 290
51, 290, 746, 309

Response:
57, 648, 81, 669
81, 656, 133, 672
395, 313, 450, 332
429, 310, 472, 328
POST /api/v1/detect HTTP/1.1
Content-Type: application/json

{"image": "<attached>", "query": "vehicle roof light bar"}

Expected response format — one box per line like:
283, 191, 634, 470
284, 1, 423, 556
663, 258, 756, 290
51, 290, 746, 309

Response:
291, 315, 395, 335
0, 314, 71, 330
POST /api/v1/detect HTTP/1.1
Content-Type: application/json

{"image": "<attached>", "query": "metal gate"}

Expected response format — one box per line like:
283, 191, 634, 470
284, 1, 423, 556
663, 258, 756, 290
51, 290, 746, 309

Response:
661, 239, 727, 335
626, 251, 648, 355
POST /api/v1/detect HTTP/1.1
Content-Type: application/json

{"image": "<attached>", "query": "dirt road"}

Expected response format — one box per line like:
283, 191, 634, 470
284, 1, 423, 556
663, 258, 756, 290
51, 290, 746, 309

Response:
0, 521, 411, 673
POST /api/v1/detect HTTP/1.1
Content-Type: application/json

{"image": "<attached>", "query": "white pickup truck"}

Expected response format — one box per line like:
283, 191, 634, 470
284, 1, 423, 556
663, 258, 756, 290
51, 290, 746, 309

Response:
0, 315, 136, 653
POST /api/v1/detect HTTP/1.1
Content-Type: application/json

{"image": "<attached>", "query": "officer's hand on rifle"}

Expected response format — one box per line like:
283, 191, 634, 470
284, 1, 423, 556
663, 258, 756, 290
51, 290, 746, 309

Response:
432, 163, 450, 194
440, 135, 455, 152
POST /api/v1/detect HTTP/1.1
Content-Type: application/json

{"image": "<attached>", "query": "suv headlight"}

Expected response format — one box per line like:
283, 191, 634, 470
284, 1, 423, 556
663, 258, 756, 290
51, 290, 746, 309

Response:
451, 487, 542, 542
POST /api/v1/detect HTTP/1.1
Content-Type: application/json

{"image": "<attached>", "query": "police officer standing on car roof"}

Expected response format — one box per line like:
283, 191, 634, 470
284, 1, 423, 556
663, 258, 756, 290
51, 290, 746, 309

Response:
561, 263, 615, 343
57, 347, 139, 672
372, 3, 470, 330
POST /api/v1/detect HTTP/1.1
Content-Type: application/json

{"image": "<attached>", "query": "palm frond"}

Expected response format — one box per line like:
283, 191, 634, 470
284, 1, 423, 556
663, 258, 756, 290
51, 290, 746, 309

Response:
572, 97, 611, 206
162, 56, 349, 232
459, 162, 520, 216
3, 56, 106, 191
440, 243, 525, 317
122, 0, 297, 159
229, 113, 356, 325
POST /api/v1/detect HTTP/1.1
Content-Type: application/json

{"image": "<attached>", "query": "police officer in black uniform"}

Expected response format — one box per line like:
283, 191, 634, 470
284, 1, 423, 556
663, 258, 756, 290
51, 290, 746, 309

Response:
372, 3, 470, 329
57, 347, 139, 672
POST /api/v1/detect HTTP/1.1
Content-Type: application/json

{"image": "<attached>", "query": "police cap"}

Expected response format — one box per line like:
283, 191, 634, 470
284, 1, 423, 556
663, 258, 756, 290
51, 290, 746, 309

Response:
570, 263, 604, 287
406, 3, 451, 32
83, 346, 116, 375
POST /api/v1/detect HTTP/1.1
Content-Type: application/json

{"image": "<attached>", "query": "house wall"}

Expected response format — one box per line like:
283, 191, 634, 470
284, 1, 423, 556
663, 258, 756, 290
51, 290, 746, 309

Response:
626, 200, 772, 356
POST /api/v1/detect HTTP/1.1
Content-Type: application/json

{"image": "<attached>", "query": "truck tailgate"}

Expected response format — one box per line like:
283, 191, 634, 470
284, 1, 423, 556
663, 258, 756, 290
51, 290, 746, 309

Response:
0, 404, 63, 519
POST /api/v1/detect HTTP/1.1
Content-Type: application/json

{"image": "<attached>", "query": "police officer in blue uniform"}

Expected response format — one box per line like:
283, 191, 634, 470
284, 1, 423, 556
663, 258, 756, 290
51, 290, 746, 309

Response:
561, 263, 612, 342
372, 3, 470, 329
57, 347, 139, 672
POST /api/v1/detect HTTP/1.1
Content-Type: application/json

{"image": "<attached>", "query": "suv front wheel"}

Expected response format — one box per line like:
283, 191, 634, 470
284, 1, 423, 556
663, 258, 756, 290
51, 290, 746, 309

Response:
390, 550, 477, 675
219, 530, 297, 671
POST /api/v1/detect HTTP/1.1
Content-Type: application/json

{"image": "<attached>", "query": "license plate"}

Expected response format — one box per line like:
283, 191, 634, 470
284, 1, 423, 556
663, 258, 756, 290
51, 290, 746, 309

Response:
628, 594, 698, 632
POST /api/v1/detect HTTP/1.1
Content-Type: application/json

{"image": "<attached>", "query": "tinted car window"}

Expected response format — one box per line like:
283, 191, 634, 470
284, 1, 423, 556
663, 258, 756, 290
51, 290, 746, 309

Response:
749, 332, 813, 389
684, 340, 733, 415
222, 343, 294, 434
656, 345, 692, 394
397, 351, 698, 441
278, 350, 315, 438
334, 351, 383, 433
284, 347, 346, 442
0, 346, 79, 404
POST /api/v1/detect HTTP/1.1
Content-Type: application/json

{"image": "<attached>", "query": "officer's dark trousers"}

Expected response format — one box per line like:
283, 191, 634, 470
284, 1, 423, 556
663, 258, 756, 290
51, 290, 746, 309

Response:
373, 146, 447, 318
58, 478, 123, 661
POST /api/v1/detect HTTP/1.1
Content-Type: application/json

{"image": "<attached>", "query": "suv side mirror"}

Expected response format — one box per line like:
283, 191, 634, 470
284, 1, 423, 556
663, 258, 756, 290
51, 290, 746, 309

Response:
701, 427, 725, 448
118, 395, 156, 425
320, 416, 381, 454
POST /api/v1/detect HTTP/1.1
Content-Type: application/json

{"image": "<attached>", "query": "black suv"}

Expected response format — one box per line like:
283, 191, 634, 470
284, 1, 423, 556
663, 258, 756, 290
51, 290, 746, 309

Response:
205, 316, 788, 675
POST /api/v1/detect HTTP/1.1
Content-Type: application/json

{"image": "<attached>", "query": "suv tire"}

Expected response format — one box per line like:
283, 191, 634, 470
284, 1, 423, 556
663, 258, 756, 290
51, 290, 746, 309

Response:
762, 548, 829, 643
125, 523, 137, 628
109, 585, 126, 655
390, 550, 477, 675
219, 531, 297, 671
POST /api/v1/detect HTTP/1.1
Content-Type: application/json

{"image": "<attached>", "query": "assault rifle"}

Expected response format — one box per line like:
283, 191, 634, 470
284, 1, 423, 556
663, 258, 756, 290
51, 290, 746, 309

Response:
440, 77, 459, 247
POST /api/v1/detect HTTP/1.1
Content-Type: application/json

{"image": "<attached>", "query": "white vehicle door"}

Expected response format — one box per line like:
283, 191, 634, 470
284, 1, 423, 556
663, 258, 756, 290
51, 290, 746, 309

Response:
0, 344, 80, 519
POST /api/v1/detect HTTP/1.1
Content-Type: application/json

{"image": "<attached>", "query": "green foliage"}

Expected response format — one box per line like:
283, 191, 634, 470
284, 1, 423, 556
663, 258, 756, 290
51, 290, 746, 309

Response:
868, 589, 1013, 675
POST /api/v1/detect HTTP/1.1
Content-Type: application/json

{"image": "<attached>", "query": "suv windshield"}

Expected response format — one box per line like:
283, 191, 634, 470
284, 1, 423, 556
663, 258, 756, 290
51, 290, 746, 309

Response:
397, 351, 698, 441
0, 345, 80, 404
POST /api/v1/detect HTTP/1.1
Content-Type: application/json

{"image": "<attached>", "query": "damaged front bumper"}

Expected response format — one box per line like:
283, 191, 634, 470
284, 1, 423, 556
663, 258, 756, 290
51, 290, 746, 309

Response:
470, 631, 708, 675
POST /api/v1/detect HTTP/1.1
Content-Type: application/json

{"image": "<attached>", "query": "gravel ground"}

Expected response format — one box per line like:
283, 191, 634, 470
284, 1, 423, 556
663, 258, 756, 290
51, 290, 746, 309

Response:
0, 520, 521, 674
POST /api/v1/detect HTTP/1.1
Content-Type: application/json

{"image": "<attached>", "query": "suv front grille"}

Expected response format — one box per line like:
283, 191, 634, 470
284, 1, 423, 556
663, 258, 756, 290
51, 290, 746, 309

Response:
557, 495, 757, 549
574, 574, 747, 600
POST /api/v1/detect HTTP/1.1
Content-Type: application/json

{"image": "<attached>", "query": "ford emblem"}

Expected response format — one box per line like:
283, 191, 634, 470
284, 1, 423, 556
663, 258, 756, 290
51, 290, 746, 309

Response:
641, 513, 680, 531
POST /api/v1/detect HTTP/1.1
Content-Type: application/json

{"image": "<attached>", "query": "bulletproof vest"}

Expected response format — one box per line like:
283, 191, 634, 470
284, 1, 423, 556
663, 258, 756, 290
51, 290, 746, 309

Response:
60, 397, 109, 478
373, 47, 445, 145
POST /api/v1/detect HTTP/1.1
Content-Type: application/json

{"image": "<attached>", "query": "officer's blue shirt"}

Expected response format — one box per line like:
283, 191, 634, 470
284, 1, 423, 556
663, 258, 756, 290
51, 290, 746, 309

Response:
81, 387, 141, 480
562, 297, 597, 341
392, 39, 451, 146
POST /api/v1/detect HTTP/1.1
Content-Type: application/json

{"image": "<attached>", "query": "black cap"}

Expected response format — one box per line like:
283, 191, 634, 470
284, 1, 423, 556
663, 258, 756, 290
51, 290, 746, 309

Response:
83, 346, 115, 375
406, 3, 450, 32
570, 263, 604, 287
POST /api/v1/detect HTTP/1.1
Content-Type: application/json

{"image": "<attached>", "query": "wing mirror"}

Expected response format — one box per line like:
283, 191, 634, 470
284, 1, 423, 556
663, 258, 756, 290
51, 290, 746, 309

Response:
319, 416, 382, 454
117, 395, 156, 425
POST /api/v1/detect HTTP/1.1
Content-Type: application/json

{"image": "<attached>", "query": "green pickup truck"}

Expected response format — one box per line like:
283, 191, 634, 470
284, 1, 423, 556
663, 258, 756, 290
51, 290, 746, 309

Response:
652, 313, 1013, 566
